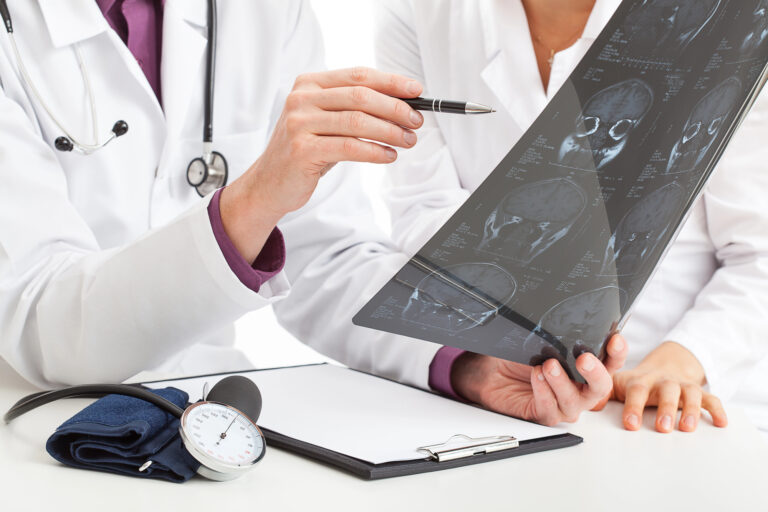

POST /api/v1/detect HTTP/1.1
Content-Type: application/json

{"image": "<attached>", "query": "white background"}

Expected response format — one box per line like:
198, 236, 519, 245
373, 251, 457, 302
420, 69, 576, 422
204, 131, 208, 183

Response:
234, 0, 381, 368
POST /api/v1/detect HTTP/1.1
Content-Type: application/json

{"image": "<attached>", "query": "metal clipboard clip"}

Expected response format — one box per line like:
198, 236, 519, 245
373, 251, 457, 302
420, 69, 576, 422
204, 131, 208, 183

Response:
417, 434, 519, 462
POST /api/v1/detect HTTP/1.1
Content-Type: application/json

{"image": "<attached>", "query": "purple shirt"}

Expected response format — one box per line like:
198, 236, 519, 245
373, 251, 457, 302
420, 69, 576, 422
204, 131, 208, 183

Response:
96, 0, 462, 396
208, 189, 286, 291
96, 0, 164, 102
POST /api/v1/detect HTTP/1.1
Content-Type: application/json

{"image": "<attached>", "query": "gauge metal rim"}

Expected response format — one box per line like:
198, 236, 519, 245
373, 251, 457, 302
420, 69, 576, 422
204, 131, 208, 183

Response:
179, 400, 266, 480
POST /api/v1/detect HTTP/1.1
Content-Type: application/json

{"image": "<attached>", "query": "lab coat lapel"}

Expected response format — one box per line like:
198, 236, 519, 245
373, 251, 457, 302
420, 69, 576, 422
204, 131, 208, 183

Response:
36, 0, 164, 130
37, 0, 108, 48
161, 0, 208, 138
478, 0, 547, 132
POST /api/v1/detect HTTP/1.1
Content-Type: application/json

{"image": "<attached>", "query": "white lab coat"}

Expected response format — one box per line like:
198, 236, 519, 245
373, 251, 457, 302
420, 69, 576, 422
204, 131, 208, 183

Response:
375, 0, 768, 428
0, 0, 443, 389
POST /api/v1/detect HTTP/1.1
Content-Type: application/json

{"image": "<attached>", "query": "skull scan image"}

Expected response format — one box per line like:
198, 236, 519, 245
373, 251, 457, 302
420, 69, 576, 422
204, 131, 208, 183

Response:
666, 78, 741, 175
558, 79, 653, 172
622, 0, 722, 56
524, 286, 626, 368
402, 263, 517, 333
741, 0, 768, 56
477, 178, 587, 265
600, 183, 684, 277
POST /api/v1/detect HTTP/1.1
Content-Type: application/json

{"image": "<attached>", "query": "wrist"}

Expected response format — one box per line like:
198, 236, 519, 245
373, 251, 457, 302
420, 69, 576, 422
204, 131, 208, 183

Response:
219, 176, 283, 263
238, 159, 291, 221
451, 352, 492, 404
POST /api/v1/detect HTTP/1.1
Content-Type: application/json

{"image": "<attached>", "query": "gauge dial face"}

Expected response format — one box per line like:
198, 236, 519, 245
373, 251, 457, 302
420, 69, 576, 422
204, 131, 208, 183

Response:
181, 402, 265, 470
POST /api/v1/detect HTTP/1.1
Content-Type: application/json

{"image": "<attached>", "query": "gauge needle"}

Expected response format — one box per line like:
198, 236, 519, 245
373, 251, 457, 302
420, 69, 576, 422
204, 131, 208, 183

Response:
216, 416, 237, 445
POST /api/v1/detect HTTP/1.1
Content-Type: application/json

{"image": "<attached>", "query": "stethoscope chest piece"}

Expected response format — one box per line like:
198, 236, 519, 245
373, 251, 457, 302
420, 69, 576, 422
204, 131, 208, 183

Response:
1, 0, 229, 194
187, 151, 228, 197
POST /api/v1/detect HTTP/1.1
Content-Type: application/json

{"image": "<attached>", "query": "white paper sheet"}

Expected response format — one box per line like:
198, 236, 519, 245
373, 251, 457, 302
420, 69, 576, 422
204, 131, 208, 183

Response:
147, 364, 566, 464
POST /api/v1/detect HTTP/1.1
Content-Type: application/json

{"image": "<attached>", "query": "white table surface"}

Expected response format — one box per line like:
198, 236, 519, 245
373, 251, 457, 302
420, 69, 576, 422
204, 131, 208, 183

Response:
2, 361, 766, 512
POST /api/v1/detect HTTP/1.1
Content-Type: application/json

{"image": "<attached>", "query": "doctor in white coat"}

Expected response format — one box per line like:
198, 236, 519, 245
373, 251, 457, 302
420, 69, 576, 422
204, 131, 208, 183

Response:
0, 0, 625, 428
375, 0, 768, 434
0, 0, 419, 386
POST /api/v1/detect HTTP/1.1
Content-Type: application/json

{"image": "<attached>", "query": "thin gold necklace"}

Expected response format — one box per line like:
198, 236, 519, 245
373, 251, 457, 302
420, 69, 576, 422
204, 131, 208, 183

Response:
531, 27, 585, 67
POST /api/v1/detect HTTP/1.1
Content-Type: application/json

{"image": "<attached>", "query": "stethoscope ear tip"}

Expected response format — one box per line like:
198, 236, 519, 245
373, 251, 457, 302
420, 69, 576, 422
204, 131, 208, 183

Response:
54, 137, 74, 152
112, 120, 129, 137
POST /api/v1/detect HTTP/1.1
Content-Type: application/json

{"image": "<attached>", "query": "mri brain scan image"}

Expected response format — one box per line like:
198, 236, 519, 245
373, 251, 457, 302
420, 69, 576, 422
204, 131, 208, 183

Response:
742, 0, 768, 56
477, 178, 587, 265
622, 0, 722, 55
402, 263, 517, 332
559, 79, 653, 172
600, 183, 684, 277
666, 78, 742, 175
524, 286, 626, 365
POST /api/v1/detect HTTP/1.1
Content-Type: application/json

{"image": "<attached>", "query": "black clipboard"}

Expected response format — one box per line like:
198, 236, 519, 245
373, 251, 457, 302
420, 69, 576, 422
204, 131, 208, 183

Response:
262, 427, 581, 480
143, 364, 583, 481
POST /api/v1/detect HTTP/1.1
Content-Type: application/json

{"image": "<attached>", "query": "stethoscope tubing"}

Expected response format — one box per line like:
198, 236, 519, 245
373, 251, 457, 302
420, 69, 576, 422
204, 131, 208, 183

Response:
3, 384, 185, 424
204, 0, 216, 147
1, 0, 226, 190
6, 34, 109, 153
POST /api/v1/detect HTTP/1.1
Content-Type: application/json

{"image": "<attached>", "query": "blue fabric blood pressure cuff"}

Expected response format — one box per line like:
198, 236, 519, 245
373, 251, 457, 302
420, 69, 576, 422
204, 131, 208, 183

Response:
45, 387, 201, 483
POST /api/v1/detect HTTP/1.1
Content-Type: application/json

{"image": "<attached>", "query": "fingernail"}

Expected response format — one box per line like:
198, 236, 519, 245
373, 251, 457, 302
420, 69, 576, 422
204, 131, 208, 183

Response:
660, 415, 673, 431
682, 415, 695, 429
536, 368, 545, 381
385, 148, 397, 161
407, 80, 421, 95
403, 130, 417, 146
581, 354, 596, 372
548, 364, 561, 377
409, 109, 423, 126
626, 414, 639, 427
612, 337, 624, 352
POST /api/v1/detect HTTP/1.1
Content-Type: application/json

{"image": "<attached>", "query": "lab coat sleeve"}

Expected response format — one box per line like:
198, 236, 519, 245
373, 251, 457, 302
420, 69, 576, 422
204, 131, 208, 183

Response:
664, 89, 768, 400
0, 82, 289, 388
269, 1, 444, 390
373, 0, 471, 255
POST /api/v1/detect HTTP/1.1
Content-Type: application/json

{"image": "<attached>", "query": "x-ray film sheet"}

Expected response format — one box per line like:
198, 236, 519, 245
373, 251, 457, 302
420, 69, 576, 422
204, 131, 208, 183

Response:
354, 0, 768, 381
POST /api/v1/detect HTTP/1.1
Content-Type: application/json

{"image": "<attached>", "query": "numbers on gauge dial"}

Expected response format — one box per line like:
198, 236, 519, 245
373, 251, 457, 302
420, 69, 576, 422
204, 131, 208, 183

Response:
184, 403, 264, 466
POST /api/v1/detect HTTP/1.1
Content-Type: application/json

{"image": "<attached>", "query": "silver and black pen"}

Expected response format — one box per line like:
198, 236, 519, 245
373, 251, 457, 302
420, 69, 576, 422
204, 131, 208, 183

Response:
400, 96, 495, 114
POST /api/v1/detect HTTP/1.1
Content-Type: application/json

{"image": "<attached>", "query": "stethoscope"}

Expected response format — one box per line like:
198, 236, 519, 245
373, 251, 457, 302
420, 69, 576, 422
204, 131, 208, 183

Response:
0, 0, 227, 197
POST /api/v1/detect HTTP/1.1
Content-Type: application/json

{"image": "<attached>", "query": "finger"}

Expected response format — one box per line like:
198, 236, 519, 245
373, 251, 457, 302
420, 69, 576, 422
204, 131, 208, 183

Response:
575, 352, 613, 406
591, 395, 610, 412
313, 136, 398, 165
542, 359, 582, 421
297, 67, 423, 98
654, 380, 682, 433
530, 366, 562, 426
310, 110, 418, 149
313, 87, 424, 129
702, 393, 728, 428
603, 335, 628, 375
622, 379, 651, 431
678, 384, 702, 432
611, 371, 629, 402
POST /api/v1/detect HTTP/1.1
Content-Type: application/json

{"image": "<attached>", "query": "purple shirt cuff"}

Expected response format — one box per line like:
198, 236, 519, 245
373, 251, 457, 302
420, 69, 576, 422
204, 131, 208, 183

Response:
207, 188, 286, 293
428, 347, 467, 400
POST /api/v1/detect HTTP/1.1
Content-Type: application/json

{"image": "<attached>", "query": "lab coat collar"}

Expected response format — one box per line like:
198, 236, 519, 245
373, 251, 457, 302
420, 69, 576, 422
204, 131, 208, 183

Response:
172, 0, 207, 28
479, 0, 621, 58
37, 0, 207, 49
479, 0, 545, 130
37, 0, 109, 48
478, 0, 621, 129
